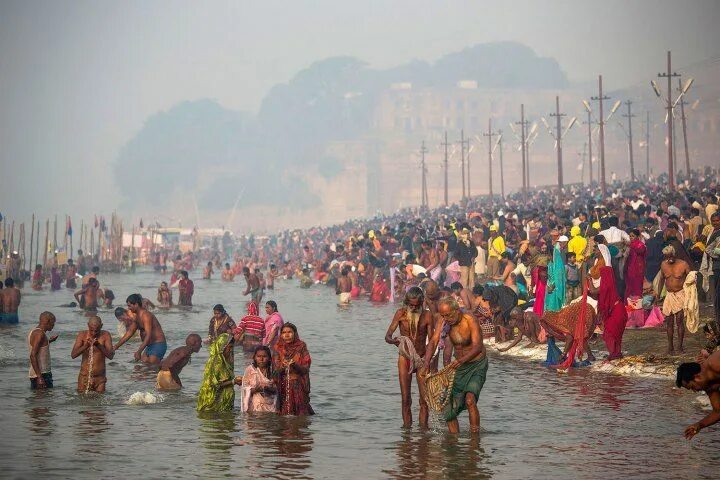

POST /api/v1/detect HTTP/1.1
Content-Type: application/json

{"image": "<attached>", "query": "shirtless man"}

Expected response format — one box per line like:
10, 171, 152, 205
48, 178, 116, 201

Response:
0, 278, 21, 325
74, 277, 103, 311
385, 287, 433, 428
336, 266, 352, 305
71, 316, 114, 393
419, 240, 441, 282
221, 263, 235, 281
156, 334, 202, 390
422, 296, 488, 433
495, 252, 517, 293
114, 294, 167, 364
82, 266, 100, 287
203, 261, 214, 280
157, 281, 172, 308
243, 267, 262, 304
497, 307, 542, 351
267, 264, 279, 290
65, 259, 78, 289
28, 312, 57, 389
657, 245, 691, 354
676, 350, 720, 439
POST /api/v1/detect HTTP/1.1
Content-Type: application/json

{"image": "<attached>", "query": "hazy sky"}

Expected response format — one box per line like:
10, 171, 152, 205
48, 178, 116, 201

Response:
1, 0, 719, 221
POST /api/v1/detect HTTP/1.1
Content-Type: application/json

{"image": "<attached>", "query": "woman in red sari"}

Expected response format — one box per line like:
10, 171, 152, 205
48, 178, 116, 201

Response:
273, 323, 314, 415
623, 229, 647, 300
598, 266, 627, 360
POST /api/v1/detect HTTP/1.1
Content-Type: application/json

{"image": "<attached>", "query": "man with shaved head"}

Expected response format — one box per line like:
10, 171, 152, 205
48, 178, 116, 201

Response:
71, 315, 114, 393
28, 312, 58, 389
658, 244, 691, 354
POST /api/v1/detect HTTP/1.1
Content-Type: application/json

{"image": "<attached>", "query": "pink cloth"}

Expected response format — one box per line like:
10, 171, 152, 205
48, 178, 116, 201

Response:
642, 307, 664, 328
263, 312, 284, 346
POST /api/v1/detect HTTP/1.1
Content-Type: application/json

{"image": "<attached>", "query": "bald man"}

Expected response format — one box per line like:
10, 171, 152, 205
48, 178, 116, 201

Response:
71, 316, 114, 393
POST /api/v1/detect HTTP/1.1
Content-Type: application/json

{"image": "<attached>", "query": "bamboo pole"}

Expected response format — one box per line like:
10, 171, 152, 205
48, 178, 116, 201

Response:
79, 219, 84, 256
20, 223, 26, 272
43, 219, 49, 268
53, 215, 57, 254
29, 215, 35, 272
9, 220, 15, 253
35, 220, 40, 270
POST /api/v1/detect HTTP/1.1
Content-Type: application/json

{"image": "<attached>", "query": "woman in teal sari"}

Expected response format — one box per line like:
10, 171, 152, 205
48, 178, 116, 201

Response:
197, 332, 236, 412
544, 236, 567, 312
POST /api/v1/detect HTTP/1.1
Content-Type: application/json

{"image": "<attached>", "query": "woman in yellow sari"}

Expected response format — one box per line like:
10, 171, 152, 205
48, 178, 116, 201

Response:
197, 332, 236, 412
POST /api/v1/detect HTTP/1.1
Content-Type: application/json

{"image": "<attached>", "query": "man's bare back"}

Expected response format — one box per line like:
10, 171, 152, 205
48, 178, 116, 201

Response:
1, 287, 21, 313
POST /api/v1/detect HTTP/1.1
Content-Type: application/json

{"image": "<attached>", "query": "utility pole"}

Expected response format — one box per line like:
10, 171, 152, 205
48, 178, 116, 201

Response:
645, 111, 651, 178
658, 51, 680, 191
549, 95, 566, 193
517, 104, 528, 202
584, 109, 594, 185
498, 129, 505, 199
579, 142, 587, 185
678, 77, 691, 176
591, 75, 610, 199
483, 119, 496, 198
420, 140, 429, 208
465, 137, 472, 197
459, 129, 466, 200
441, 131, 450, 206
622, 100, 636, 181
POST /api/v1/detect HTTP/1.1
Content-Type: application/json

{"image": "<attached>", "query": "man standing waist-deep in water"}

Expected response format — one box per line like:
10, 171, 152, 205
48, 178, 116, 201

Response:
385, 286, 432, 428
114, 294, 167, 364
71, 316, 114, 393
421, 296, 488, 433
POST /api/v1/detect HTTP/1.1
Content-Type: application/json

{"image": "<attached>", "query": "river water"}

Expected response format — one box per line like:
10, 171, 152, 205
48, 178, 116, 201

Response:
0, 269, 717, 479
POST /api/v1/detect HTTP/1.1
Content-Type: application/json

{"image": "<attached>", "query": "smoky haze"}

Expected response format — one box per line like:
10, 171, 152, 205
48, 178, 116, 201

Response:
1, 0, 719, 231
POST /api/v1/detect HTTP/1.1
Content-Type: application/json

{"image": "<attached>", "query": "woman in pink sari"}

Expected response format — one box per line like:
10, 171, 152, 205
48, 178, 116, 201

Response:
263, 300, 284, 348
598, 266, 627, 360
532, 266, 548, 316
623, 229, 647, 300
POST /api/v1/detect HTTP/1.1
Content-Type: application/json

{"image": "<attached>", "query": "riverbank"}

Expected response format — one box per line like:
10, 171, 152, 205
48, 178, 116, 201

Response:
489, 306, 713, 379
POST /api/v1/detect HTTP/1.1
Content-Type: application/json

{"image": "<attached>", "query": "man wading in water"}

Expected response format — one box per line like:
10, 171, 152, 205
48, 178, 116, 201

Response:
385, 287, 433, 428
114, 294, 168, 364
421, 296, 488, 434
71, 316, 114, 393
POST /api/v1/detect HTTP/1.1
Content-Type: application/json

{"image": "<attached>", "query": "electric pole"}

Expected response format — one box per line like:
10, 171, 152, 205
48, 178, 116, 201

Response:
517, 104, 528, 202
658, 51, 680, 191
549, 95, 566, 193
498, 129, 505, 199
441, 131, 450, 206
645, 111, 650, 178
484, 119, 496, 198
678, 77, 691, 176
579, 142, 587, 185
584, 109, 594, 185
622, 100, 636, 181
591, 75, 610, 199
465, 137, 472, 197
420, 140, 428, 208
459, 129, 466, 200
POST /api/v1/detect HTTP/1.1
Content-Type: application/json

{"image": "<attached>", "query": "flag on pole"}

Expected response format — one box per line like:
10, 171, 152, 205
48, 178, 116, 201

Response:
94, 215, 99, 228
139, 218, 144, 229
67, 217, 73, 237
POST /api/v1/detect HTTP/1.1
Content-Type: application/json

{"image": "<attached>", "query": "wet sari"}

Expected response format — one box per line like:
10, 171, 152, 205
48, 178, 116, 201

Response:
197, 333, 235, 412
273, 336, 314, 416
544, 243, 566, 312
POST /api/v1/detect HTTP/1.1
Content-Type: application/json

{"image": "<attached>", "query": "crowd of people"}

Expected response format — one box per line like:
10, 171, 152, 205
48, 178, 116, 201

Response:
5, 168, 720, 437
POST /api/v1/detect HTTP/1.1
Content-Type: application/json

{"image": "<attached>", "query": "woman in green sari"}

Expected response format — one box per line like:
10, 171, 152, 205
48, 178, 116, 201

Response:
197, 332, 236, 412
